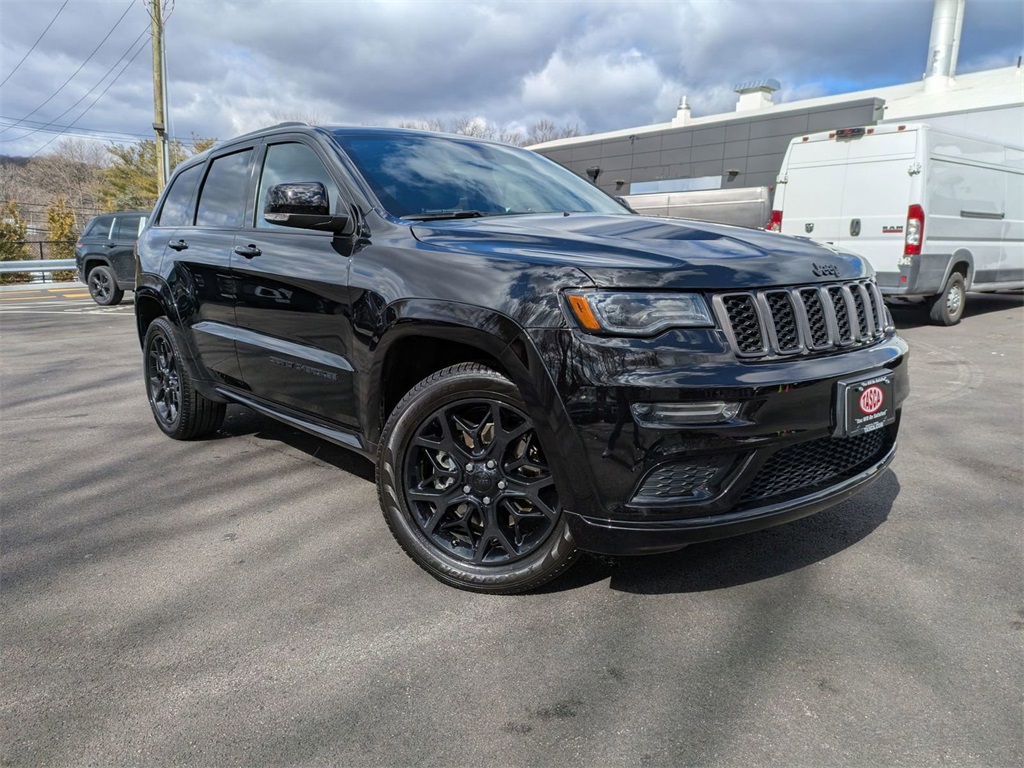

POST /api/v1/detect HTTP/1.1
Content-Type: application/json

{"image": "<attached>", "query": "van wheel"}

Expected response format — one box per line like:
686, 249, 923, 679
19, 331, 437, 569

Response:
143, 317, 225, 439
928, 272, 966, 326
87, 265, 124, 306
377, 363, 579, 593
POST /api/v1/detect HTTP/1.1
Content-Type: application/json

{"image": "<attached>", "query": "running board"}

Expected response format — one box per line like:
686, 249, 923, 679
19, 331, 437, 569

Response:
216, 387, 372, 459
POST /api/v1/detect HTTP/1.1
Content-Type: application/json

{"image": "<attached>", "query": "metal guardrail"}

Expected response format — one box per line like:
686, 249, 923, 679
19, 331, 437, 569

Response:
0, 258, 76, 274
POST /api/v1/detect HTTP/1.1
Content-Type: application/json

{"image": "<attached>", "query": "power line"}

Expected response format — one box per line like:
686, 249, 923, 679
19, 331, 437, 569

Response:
0, 0, 136, 136
29, 36, 153, 157
0, 26, 150, 143
0, 117, 205, 146
0, 0, 71, 90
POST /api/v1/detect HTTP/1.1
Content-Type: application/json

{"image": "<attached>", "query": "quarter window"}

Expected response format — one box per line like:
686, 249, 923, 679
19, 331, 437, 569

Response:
86, 216, 113, 238
158, 164, 203, 226
196, 149, 253, 228
112, 215, 144, 241
257, 143, 340, 229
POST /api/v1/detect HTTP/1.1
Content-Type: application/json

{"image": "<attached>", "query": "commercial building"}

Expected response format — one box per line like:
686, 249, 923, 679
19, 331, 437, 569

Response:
530, 0, 1023, 203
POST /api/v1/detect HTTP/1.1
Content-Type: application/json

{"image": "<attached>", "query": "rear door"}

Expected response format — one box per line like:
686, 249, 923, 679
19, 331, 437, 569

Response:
231, 138, 358, 426
162, 147, 256, 384
108, 213, 146, 285
779, 136, 850, 243
836, 130, 917, 277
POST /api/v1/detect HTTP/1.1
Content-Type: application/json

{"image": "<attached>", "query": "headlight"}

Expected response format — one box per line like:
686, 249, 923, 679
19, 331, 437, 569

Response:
564, 291, 714, 336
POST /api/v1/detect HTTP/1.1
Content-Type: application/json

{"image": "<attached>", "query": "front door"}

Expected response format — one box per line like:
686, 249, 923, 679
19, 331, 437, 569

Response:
232, 140, 358, 427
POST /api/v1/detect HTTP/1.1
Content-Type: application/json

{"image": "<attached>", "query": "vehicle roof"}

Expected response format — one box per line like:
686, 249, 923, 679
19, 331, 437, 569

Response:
183, 123, 512, 169
88, 209, 150, 217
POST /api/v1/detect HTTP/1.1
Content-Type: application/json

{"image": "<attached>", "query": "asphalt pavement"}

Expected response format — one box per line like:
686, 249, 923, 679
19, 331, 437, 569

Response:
1, 286, 1021, 767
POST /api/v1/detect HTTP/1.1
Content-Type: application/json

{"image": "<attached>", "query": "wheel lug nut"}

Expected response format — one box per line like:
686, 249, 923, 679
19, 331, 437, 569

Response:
482, 496, 491, 505
486, 460, 496, 469
497, 480, 506, 490
463, 485, 471, 494
466, 463, 474, 472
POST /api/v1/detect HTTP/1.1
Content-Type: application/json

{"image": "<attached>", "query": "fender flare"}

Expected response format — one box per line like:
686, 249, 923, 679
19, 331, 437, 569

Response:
368, 299, 595, 512
942, 248, 974, 289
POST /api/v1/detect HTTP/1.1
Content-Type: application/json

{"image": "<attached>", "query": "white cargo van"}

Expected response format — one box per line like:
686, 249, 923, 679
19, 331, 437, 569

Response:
770, 123, 1023, 325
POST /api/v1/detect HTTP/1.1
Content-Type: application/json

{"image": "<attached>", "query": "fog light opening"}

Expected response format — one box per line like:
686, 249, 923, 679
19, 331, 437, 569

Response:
631, 401, 740, 428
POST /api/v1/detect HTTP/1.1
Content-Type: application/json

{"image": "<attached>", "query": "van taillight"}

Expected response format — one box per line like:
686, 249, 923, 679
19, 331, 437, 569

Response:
904, 204, 924, 256
767, 210, 783, 231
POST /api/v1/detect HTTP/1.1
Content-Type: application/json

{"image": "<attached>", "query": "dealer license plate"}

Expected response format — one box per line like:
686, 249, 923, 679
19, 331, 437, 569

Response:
835, 372, 896, 438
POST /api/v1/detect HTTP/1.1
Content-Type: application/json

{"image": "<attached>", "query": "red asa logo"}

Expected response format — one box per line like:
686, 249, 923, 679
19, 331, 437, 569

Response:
859, 385, 884, 415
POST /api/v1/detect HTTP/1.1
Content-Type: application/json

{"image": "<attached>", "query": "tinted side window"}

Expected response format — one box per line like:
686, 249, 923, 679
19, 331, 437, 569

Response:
196, 149, 253, 228
112, 215, 144, 241
257, 143, 340, 229
84, 216, 113, 238
158, 164, 203, 226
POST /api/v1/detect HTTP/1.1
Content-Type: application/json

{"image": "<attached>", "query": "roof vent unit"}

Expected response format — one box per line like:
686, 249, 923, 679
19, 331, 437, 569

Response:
734, 79, 781, 112
671, 95, 692, 127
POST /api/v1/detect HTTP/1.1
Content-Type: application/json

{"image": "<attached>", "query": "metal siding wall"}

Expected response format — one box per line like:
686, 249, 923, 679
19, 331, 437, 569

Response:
535, 98, 883, 196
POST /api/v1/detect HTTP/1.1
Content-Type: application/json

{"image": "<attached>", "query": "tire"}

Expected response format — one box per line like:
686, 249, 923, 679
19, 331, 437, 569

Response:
143, 317, 225, 440
87, 264, 124, 306
377, 363, 579, 593
927, 272, 966, 326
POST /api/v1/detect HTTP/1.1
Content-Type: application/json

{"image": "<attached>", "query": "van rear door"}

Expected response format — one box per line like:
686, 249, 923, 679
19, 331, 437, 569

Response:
837, 129, 918, 281
779, 137, 850, 243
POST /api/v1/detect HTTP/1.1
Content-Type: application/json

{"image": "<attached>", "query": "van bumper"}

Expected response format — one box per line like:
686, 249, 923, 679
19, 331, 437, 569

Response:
877, 254, 952, 297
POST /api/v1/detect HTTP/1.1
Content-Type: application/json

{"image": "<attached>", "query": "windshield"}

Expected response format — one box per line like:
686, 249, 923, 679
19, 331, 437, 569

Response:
330, 131, 628, 220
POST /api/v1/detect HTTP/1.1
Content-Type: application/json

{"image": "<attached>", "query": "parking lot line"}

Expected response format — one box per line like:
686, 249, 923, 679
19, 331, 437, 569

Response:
0, 295, 49, 301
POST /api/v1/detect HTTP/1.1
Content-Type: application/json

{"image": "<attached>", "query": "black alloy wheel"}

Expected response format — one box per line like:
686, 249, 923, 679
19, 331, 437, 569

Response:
378, 364, 578, 593
142, 317, 225, 440
405, 398, 560, 565
147, 332, 182, 429
87, 265, 124, 306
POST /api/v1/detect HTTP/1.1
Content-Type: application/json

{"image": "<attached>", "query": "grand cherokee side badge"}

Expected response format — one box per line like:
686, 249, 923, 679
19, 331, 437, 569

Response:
805, 223, 814, 233
812, 263, 840, 278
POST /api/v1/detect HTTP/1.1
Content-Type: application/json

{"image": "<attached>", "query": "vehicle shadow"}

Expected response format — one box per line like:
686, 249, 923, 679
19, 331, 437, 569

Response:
889, 292, 1023, 330
542, 470, 900, 595
217, 404, 376, 482
213, 406, 899, 597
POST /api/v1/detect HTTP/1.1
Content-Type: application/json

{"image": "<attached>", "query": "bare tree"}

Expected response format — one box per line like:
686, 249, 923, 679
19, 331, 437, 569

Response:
393, 116, 581, 147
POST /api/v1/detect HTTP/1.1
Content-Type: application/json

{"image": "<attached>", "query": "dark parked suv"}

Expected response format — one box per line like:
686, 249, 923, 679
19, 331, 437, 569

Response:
75, 210, 148, 305
135, 124, 909, 592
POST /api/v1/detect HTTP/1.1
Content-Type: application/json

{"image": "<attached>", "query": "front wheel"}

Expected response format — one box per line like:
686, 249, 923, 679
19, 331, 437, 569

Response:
928, 272, 966, 326
377, 363, 578, 593
87, 265, 124, 306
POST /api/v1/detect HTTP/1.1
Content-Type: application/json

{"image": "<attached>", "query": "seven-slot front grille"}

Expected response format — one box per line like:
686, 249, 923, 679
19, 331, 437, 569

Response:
714, 280, 889, 359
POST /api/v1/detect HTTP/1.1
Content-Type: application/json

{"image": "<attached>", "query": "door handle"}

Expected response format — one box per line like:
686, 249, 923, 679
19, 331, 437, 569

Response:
104, 242, 116, 248
168, 239, 189, 251
233, 244, 262, 259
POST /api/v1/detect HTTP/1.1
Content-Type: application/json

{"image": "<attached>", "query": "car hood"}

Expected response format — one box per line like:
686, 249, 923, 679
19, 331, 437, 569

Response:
411, 213, 871, 289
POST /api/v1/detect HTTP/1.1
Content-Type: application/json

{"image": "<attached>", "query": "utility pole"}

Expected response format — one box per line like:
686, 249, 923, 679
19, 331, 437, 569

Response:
150, 0, 169, 190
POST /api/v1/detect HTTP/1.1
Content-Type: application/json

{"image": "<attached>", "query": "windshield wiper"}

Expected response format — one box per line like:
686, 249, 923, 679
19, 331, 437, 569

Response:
404, 210, 490, 221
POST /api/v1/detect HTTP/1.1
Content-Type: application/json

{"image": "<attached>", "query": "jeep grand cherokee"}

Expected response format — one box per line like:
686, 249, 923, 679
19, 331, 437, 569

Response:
135, 124, 909, 593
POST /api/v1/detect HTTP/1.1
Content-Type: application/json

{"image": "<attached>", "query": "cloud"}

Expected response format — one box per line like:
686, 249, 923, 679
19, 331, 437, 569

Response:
0, 0, 1020, 157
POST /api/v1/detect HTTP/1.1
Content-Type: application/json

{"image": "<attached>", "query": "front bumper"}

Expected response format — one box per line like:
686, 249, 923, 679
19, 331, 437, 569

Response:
566, 430, 896, 555
527, 326, 909, 555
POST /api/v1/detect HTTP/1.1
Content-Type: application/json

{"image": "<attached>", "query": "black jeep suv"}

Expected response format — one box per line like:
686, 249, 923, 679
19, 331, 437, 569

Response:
135, 124, 909, 592
75, 210, 148, 305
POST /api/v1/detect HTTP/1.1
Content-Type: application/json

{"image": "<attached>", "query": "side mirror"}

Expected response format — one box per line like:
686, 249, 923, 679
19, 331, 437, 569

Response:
264, 182, 351, 233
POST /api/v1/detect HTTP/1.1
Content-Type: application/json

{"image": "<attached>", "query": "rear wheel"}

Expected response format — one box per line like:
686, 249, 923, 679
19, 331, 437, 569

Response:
377, 363, 578, 593
143, 317, 225, 439
928, 272, 966, 326
87, 265, 124, 306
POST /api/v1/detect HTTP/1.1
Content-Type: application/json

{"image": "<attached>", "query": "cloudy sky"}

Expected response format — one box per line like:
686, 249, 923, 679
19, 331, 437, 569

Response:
0, 0, 1021, 157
